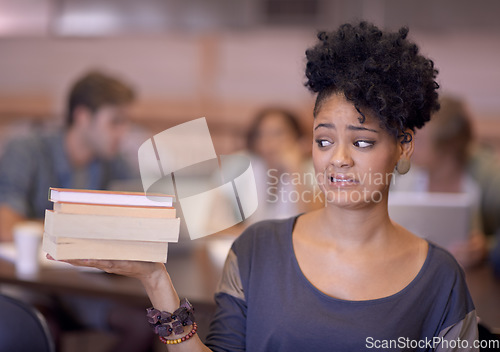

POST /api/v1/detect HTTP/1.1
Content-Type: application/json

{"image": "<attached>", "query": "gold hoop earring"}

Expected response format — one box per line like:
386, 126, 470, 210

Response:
396, 158, 411, 175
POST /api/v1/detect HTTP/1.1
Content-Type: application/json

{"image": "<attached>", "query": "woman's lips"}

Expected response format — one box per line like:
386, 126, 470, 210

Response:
328, 175, 359, 187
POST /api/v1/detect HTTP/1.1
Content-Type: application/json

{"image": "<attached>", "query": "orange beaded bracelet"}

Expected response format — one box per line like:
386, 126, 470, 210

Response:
158, 322, 198, 345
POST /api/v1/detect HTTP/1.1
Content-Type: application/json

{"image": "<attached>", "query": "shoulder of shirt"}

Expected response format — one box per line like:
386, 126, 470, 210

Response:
3, 134, 44, 159
232, 216, 295, 253
5, 131, 58, 148
426, 241, 466, 279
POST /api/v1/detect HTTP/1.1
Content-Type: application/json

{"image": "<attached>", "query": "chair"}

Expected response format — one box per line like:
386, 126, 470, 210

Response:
0, 293, 55, 352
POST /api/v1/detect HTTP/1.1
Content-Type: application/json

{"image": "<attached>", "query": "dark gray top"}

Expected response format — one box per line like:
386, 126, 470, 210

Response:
206, 216, 478, 352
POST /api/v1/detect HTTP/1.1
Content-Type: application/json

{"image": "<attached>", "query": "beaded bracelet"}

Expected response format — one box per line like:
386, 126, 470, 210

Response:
159, 322, 198, 345
146, 298, 196, 343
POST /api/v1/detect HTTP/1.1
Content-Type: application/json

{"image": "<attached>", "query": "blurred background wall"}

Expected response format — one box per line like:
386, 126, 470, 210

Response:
0, 0, 499, 156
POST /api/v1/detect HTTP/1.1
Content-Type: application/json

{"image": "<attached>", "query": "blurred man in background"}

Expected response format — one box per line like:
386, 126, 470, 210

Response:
0, 71, 133, 240
0, 70, 154, 352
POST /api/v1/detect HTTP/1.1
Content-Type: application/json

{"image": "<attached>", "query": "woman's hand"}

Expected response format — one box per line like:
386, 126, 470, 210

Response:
46, 254, 166, 283
47, 254, 179, 311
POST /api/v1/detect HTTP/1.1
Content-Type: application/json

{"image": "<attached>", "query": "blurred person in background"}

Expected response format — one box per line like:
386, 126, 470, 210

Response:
468, 147, 500, 239
246, 107, 322, 222
0, 70, 154, 352
392, 96, 489, 268
0, 70, 133, 240
465, 116, 500, 276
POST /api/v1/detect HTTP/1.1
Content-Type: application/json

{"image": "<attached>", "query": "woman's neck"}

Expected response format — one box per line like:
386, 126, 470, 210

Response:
316, 196, 396, 251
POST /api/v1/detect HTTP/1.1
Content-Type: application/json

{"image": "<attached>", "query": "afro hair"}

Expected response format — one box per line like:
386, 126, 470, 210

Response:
305, 21, 440, 139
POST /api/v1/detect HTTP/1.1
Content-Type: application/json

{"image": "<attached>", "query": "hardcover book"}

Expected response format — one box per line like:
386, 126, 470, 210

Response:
49, 187, 174, 208
43, 187, 180, 262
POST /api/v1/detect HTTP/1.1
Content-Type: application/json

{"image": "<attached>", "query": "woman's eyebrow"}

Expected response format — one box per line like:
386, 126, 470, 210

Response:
347, 125, 378, 133
314, 123, 378, 133
314, 123, 335, 131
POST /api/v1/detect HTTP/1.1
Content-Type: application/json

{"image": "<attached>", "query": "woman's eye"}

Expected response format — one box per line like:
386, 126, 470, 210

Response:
354, 140, 374, 148
316, 139, 332, 148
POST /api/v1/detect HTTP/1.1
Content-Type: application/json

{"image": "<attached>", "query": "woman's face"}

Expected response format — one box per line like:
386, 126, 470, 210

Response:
313, 93, 403, 208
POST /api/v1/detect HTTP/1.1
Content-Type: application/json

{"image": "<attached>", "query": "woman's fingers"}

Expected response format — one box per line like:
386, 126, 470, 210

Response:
65, 259, 115, 271
46, 253, 160, 278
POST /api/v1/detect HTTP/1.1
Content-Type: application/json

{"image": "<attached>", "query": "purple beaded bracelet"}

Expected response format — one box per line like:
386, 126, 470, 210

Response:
146, 298, 195, 338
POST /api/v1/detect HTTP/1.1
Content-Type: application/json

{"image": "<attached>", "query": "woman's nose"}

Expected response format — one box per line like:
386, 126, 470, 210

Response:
331, 143, 354, 168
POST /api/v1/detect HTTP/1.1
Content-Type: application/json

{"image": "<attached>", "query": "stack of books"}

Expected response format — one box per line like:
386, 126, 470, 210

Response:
43, 187, 179, 262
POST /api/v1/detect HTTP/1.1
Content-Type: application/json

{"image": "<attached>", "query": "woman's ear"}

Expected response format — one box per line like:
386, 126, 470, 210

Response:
396, 129, 414, 175
399, 129, 415, 160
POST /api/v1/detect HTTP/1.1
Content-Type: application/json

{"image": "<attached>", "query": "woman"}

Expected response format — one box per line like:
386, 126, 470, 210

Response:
56, 22, 478, 351
392, 96, 488, 268
246, 107, 319, 222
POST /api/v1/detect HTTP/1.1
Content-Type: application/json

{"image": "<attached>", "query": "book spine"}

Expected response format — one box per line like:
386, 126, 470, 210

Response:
44, 210, 180, 242
53, 202, 176, 218
49, 187, 174, 206
43, 234, 168, 262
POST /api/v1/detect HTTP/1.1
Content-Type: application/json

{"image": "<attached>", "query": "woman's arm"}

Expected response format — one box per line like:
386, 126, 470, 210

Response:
50, 257, 212, 351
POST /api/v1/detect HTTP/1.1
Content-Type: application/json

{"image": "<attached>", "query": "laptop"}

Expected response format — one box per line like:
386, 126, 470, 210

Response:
388, 192, 473, 250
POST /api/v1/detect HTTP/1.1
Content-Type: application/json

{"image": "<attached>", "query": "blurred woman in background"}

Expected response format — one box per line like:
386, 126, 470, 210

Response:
393, 96, 488, 267
246, 107, 321, 222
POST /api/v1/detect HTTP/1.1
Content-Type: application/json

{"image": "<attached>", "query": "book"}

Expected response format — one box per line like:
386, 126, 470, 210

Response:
43, 187, 180, 262
53, 202, 176, 218
49, 188, 174, 208
44, 210, 180, 242
43, 235, 169, 262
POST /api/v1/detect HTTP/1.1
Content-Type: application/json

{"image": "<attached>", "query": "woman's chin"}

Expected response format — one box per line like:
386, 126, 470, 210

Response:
322, 188, 385, 209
